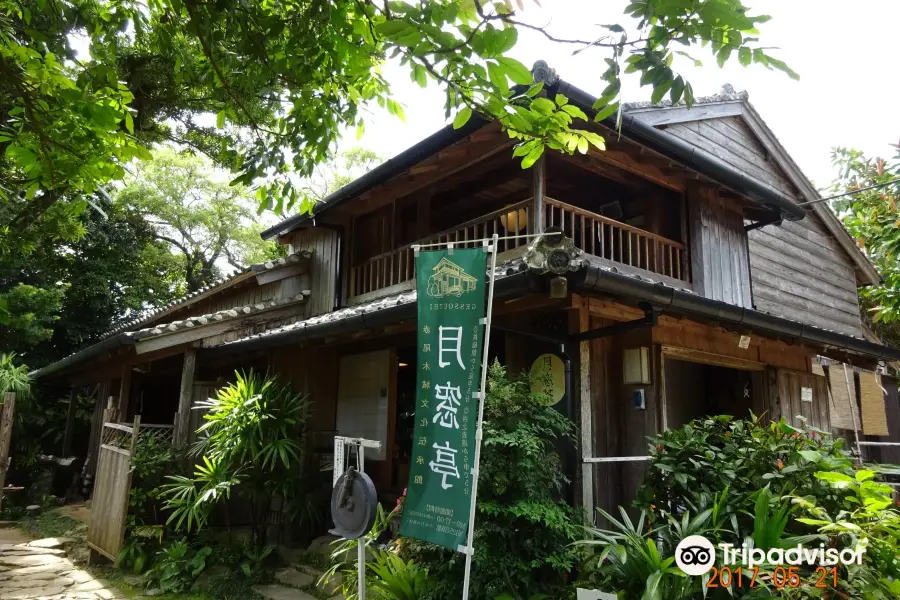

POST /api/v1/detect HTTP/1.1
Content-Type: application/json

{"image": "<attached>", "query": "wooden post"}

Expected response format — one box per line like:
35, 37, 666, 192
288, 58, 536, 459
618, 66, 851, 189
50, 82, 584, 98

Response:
62, 389, 78, 456
117, 365, 132, 421
174, 349, 197, 447
0, 393, 16, 511
531, 156, 546, 233
86, 380, 111, 479
578, 300, 594, 522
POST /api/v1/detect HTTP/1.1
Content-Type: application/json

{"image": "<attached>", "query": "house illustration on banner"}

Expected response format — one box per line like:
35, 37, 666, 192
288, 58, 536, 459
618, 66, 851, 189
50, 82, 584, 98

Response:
427, 257, 477, 298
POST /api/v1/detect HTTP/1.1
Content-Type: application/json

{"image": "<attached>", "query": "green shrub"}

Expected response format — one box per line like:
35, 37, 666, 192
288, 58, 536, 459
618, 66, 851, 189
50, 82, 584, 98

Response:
637, 415, 853, 524
160, 369, 312, 545
401, 361, 579, 600
580, 415, 900, 599
128, 428, 180, 532
143, 539, 212, 593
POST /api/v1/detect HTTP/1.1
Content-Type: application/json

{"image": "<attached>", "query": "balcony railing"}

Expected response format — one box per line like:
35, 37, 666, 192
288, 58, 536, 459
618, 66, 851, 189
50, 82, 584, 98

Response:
348, 197, 689, 300
348, 199, 534, 299
544, 197, 688, 282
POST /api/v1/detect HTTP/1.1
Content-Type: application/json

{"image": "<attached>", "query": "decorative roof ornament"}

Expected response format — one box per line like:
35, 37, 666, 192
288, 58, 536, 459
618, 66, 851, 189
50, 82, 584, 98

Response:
720, 83, 736, 95
531, 60, 559, 86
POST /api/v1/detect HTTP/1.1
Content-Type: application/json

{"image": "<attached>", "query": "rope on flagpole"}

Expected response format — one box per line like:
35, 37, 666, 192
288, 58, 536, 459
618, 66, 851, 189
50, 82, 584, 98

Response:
460, 233, 499, 600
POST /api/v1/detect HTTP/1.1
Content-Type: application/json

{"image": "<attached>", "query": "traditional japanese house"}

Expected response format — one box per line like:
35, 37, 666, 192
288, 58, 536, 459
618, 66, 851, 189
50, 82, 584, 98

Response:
33, 67, 900, 534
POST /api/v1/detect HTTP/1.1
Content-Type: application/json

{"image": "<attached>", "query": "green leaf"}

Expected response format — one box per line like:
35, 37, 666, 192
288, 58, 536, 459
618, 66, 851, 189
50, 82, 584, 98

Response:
650, 80, 672, 104
125, 111, 134, 134
798, 450, 821, 463
530, 97, 555, 116
669, 76, 685, 104
576, 137, 588, 154
554, 93, 568, 107
452, 107, 473, 130
487, 61, 508, 92
560, 104, 587, 120
497, 57, 532, 85
593, 101, 619, 122
738, 47, 752, 67
520, 142, 544, 169
815, 472, 855, 487
216, 110, 225, 129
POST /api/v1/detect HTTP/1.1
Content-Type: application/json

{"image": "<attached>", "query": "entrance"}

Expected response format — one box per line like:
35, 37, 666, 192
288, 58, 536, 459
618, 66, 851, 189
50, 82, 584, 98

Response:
660, 347, 767, 429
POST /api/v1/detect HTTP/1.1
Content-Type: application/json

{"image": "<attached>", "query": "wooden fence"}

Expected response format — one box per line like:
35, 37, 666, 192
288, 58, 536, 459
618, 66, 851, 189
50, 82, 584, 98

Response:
87, 417, 140, 563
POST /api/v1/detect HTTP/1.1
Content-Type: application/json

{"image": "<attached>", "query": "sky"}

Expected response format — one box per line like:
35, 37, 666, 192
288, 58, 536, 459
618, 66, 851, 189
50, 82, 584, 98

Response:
355, 0, 900, 189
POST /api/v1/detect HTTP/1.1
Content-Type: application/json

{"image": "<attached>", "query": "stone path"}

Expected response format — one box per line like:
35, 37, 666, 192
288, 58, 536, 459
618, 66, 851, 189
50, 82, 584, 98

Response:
253, 537, 346, 600
0, 536, 123, 600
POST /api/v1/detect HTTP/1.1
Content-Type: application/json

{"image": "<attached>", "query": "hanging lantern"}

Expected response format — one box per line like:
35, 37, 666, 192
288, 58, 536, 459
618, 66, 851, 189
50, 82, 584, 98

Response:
499, 207, 527, 233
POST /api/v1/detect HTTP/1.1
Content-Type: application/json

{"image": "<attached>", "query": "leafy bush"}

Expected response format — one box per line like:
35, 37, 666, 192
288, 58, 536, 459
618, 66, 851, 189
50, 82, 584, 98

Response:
128, 428, 180, 531
793, 468, 900, 598
636, 415, 852, 524
368, 550, 433, 600
580, 415, 900, 599
143, 539, 212, 593
400, 361, 580, 600
160, 370, 311, 545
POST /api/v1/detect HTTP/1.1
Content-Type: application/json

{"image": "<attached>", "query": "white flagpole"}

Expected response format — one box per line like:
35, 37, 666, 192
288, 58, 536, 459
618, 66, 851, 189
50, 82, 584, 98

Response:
461, 233, 499, 600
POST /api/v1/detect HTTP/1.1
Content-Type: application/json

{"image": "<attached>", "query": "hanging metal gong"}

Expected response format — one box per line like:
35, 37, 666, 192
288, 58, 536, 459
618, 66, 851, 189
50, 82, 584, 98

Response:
331, 467, 378, 539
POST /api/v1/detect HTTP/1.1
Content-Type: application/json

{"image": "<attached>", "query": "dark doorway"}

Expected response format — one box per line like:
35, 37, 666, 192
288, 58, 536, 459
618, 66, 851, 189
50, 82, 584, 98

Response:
664, 358, 763, 429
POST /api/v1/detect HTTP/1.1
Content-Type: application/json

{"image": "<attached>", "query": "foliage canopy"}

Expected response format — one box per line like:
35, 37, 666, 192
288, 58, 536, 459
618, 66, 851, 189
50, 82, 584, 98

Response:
1, 0, 797, 233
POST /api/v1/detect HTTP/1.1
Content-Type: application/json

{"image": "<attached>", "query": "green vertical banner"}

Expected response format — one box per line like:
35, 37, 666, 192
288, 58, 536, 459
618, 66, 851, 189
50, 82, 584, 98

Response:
399, 248, 487, 550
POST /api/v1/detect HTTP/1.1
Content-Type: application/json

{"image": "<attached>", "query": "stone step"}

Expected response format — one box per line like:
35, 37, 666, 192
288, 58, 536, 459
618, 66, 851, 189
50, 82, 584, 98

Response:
253, 583, 319, 600
26, 537, 77, 549
273, 568, 314, 589
305, 534, 340, 557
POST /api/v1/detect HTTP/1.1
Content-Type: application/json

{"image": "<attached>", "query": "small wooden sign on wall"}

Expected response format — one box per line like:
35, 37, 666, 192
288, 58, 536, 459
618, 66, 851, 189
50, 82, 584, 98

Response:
800, 386, 813, 403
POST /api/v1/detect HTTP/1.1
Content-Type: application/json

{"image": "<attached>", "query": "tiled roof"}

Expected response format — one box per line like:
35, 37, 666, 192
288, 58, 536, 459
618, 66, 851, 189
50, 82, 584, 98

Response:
218, 258, 529, 348
623, 83, 749, 111
127, 292, 311, 341
102, 251, 312, 339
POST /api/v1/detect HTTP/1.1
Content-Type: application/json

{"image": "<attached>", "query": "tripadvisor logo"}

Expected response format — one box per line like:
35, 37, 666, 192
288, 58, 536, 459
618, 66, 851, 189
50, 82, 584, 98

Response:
675, 535, 866, 576
675, 536, 716, 576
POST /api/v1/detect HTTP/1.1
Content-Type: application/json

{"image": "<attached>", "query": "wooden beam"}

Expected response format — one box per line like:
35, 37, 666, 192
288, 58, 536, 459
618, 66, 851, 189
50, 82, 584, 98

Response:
62, 389, 78, 456
339, 126, 513, 217
117, 365, 132, 420
578, 298, 594, 522
532, 155, 546, 232
254, 261, 309, 286
626, 102, 744, 126
174, 349, 197, 447
0, 393, 16, 511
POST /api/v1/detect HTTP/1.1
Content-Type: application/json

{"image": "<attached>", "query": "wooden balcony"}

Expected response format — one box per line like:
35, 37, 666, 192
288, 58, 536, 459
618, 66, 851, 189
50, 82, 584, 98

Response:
544, 197, 688, 283
347, 198, 689, 302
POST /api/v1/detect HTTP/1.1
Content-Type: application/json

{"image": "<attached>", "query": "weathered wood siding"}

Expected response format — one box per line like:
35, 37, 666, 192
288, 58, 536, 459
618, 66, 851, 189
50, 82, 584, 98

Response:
687, 184, 752, 307
748, 215, 863, 337
290, 227, 339, 317
664, 116, 796, 196
664, 116, 863, 337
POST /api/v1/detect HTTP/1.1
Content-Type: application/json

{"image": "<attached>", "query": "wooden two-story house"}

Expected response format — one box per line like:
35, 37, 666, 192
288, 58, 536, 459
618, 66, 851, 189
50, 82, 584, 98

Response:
33, 67, 900, 523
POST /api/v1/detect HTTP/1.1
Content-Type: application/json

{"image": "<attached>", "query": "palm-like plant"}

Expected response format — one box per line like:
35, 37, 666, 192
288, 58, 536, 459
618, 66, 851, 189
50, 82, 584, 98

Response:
161, 370, 310, 545
0, 353, 31, 398
578, 507, 694, 600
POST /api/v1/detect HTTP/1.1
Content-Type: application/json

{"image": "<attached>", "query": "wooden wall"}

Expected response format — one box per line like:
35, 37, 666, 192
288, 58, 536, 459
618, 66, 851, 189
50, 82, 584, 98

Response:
687, 184, 752, 307
664, 117, 796, 196
290, 227, 340, 317
663, 115, 863, 337
584, 296, 818, 517
748, 215, 863, 337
